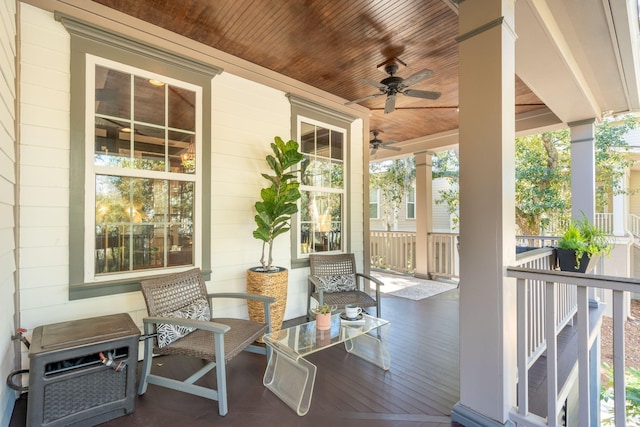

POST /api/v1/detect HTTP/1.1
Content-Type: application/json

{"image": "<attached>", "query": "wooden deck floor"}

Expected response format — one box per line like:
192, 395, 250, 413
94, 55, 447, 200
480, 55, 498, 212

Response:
10, 285, 461, 427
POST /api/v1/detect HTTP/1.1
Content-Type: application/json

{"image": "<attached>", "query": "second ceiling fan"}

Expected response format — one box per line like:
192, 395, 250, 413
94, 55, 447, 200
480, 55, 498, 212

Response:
346, 59, 441, 114
370, 130, 400, 155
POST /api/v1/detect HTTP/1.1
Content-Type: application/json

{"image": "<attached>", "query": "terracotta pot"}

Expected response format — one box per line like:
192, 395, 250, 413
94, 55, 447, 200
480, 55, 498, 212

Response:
315, 313, 331, 330
246, 267, 288, 340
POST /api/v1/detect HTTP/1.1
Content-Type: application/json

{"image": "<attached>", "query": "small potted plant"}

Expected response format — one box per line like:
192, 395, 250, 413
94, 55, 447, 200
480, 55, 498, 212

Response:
556, 214, 611, 273
312, 303, 335, 330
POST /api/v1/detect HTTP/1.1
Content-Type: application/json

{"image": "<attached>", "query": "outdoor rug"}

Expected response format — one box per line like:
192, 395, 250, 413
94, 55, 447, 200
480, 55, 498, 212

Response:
386, 282, 458, 300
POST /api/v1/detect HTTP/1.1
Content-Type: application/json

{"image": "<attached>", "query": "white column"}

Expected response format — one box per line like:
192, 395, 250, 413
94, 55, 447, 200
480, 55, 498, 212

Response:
414, 151, 432, 279
452, 1, 517, 426
612, 173, 627, 236
569, 119, 596, 222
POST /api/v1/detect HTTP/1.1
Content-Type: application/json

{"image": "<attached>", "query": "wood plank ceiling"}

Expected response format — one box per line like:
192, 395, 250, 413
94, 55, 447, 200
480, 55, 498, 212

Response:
91, 0, 544, 147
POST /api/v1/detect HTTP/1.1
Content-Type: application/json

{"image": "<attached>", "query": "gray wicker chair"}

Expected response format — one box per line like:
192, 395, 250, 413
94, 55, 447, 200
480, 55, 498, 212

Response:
307, 253, 383, 318
137, 268, 275, 416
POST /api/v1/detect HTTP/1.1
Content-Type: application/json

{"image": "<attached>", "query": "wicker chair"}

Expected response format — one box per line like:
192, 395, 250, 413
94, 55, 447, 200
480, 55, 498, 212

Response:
307, 253, 383, 318
137, 268, 275, 416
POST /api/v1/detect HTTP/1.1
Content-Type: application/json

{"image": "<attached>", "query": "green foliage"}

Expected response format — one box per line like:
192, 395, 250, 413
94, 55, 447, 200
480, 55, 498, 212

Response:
557, 213, 611, 268
426, 116, 638, 235
601, 363, 640, 424
370, 158, 415, 230
433, 150, 460, 229
312, 303, 335, 314
253, 136, 304, 270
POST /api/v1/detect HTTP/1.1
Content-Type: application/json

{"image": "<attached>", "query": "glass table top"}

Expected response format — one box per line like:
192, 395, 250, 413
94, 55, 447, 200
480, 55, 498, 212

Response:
262, 313, 390, 359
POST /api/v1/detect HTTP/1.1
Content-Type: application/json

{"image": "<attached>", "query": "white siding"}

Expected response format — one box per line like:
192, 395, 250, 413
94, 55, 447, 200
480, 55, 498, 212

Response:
0, 0, 16, 424
16, 4, 367, 349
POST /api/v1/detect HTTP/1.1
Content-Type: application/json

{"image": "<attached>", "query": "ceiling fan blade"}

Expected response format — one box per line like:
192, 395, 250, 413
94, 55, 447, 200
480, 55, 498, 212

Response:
361, 78, 387, 90
381, 140, 401, 150
400, 69, 434, 88
384, 94, 397, 114
381, 144, 402, 151
403, 89, 441, 100
370, 147, 378, 155
344, 92, 385, 105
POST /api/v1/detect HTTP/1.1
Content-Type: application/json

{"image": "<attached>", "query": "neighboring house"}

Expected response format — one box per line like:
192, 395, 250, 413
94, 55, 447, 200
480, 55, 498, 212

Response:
370, 176, 455, 232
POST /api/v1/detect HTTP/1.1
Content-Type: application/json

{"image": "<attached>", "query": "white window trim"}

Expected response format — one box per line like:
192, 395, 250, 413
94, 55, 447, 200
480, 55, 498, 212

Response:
406, 186, 416, 220
296, 115, 347, 259
83, 55, 203, 283
370, 188, 380, 219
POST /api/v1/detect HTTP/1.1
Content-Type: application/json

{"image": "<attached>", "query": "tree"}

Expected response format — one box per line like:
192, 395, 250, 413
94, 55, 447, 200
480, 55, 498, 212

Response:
432, 150, 460, 229
430, 115, 638, 235
370, 157, 415, 230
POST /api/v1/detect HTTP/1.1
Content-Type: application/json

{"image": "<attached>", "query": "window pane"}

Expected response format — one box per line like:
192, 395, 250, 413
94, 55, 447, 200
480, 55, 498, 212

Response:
170, 131, 196, 174
133, 124, 166, 170
95, 175, 193, 274
316, 127, 330, 157
134, 75, 165, 126
300, 122, 315, 153
330, 130, 343, 160
300, 190, 342, 253
95, 66, 130, 119
94, 117, 132, 167
330, 161, 343, 189
168, 85, 196, 131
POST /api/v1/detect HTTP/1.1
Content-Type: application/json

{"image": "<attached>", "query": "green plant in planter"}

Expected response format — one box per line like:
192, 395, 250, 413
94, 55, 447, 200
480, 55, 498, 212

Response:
557, 214, 611, 270
253, 136, 304, 271
312, 303, 335, 315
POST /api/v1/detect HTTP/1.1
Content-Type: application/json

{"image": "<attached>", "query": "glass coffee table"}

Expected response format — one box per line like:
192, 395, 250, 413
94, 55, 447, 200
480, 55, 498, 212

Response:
262, 313, 391, 416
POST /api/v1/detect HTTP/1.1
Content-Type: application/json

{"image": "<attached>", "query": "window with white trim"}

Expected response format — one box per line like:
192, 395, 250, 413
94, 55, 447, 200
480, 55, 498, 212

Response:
298, 118, 345, 256
406, 185, 416, 219
87, 56, 201, 281
60, 14, 220, 298
370, 188, 380, 219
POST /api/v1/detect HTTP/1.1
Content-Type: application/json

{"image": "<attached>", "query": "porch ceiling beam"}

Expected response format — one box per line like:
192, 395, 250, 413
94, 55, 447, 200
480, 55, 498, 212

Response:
515, 0, 601, 123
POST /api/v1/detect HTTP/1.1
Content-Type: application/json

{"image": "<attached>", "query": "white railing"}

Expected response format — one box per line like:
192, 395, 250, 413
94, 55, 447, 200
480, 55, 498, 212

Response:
507, 267, 637, 427
596, 212, 614, 234
514, 248, 576, 367
630, 213, 640, 238
428, 232, 459, 280
370, 231, 416, 273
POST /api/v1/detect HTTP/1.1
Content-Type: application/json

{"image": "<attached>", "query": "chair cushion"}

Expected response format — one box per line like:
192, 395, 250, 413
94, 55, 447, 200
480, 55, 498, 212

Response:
314, 274, 357, 293
157, 298, 211, 348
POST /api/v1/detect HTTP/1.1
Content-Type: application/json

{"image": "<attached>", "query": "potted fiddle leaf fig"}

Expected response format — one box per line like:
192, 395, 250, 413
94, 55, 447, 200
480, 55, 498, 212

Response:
556, 213, 611, 273
246, 136, 304, 336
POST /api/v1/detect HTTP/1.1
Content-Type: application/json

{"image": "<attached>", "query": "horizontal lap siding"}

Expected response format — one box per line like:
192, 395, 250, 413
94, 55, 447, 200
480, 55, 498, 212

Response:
0, 0, 15, 425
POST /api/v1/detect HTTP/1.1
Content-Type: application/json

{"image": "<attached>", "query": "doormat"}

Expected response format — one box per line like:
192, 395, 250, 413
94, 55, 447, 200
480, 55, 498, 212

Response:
386, 282, 457, 301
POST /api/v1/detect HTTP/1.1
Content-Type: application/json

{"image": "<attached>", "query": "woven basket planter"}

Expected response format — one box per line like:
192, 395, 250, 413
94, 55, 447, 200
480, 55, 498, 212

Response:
246, 267, 288, 341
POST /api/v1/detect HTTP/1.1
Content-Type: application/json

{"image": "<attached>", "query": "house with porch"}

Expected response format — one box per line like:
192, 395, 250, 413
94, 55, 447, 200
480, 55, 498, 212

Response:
2, 1, 640, 426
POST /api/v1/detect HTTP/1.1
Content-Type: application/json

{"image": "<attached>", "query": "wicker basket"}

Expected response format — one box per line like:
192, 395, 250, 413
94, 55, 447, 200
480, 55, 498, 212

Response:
246, 267, 288, 341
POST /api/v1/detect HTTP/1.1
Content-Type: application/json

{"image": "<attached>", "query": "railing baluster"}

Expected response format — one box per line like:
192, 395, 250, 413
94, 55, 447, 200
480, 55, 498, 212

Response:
613, 289, 627, 427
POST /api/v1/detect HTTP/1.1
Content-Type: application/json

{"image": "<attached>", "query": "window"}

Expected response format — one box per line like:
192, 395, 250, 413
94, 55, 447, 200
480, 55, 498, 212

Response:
61, 15, 221, 298
298, 118, 345, 255
406, 185, 416, 219
88, 57, 200, 279
370, 188, 380, 219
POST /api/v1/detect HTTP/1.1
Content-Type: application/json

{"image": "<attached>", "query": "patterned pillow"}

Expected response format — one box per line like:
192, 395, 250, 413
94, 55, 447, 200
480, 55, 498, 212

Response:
314, 274, 357, 293
157, 298, 211, 348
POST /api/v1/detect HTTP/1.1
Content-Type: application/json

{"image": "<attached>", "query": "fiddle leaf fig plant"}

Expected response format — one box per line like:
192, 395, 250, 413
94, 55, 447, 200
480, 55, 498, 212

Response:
253, 136, 304, 271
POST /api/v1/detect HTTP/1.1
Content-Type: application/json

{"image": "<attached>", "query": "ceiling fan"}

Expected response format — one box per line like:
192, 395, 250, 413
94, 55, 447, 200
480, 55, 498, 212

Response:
345, 60, 441, 114
370, 130, 401, 155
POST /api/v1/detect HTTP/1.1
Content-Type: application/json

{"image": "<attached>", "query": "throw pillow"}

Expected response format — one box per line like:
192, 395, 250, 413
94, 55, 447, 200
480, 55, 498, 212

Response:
157, 297, 211, 348
314, 274, 357, 293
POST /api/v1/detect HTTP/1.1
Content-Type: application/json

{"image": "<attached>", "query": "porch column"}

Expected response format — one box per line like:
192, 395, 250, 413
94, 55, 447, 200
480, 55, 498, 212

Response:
612, 173, 627, 236
569, 119, 596, 222
414, 151, 432, 279
452, 1, 517, 426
